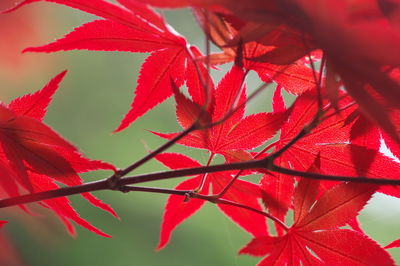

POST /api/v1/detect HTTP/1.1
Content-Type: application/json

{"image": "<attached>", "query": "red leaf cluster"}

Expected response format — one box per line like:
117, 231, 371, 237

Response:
3, 0, 400, 265
153, 65, 289, 160
0, 71, 117, 236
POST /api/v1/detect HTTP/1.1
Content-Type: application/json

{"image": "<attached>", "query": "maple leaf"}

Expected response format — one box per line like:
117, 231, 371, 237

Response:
138, 0, 400, 140
153, 65, 289, 162
4, 0, 211, 132
240, 179, 395, 265
155, 152, 268, 250
0, 71, 117, 236
261, 90, 400, 231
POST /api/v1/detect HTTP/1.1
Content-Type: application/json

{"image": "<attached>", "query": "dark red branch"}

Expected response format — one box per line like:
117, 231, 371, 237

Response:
2, 156, 400, 209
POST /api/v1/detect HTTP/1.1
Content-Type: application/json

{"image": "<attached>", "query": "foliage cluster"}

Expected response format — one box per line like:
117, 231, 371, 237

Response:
1, 0, 400, 265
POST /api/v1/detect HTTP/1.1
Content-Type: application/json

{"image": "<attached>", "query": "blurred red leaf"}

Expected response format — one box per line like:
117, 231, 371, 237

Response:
0, 71, 117, 236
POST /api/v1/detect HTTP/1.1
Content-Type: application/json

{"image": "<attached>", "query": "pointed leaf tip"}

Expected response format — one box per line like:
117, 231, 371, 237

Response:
385, 239, 400, 249
114, 49, 186, 132
82, 193, 119, 219
9, 70, 68, 121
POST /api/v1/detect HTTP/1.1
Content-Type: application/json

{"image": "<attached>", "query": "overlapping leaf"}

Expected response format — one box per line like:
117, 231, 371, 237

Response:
0, 71, 117, 236
3, 1, 400, 265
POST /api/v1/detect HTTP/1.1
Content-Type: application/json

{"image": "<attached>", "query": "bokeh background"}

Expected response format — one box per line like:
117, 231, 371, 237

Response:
1, 2, 400, 265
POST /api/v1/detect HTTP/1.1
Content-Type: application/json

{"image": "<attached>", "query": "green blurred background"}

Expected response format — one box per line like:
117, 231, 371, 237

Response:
0, 2, 399, 265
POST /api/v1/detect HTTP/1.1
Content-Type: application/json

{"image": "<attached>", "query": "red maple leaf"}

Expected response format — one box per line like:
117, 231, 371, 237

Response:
5, 0, 211, 132
261, 90, 400, 232
137, 0, 400, 141
240, 178, 395, 265
155, 152, 268, 249
0, 71, 118, 237
153, 65, 289, 162
3, 2, 400, 264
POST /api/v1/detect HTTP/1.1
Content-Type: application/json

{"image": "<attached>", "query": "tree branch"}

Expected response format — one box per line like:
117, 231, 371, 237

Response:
2, 155, 400, 209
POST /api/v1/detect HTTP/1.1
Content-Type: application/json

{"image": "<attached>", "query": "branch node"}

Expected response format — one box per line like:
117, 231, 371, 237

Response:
184, 190, 199, 202
265, 157, 274, 170
119, 186, 131, 193
107, 170, 123, 190
184, 192, 192, 202
206, 194, 219, 203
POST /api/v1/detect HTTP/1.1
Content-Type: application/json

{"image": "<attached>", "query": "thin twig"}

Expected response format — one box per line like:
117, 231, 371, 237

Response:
116, 124, 197, 178
212, 198, 289, 231
120, 185, 289, 232
271, 164, 400, 185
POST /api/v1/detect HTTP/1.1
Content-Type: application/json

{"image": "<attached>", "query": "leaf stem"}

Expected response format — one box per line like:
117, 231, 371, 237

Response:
194, 152, 215, 192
